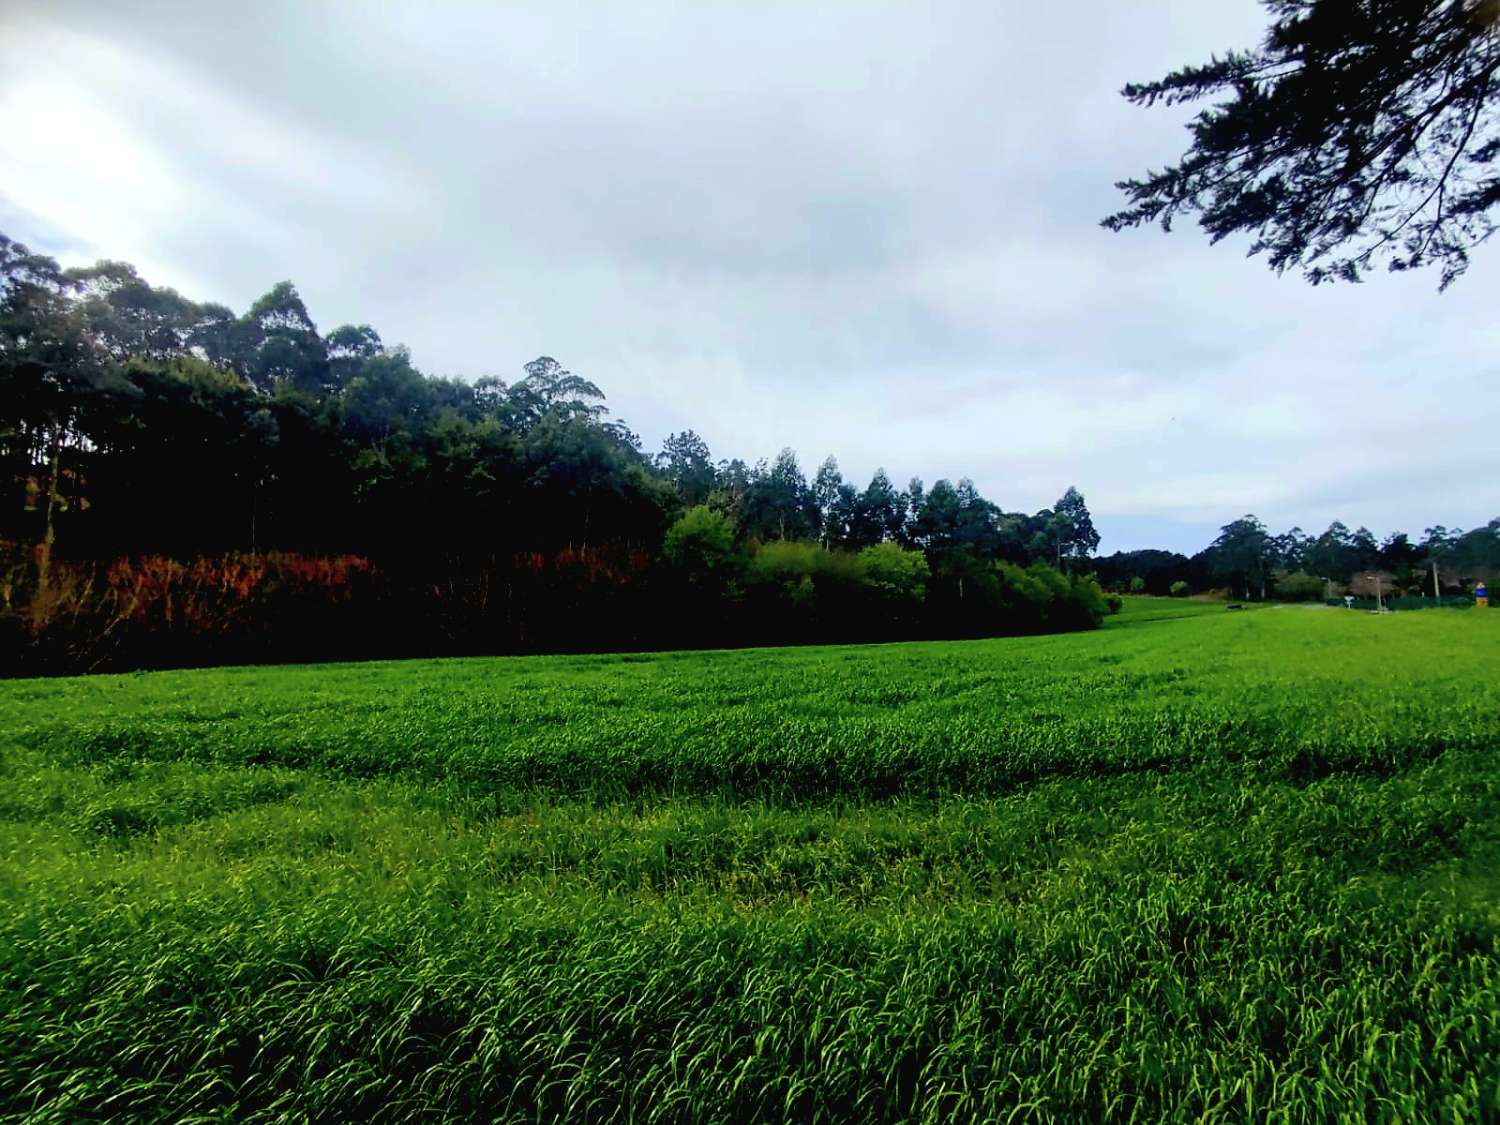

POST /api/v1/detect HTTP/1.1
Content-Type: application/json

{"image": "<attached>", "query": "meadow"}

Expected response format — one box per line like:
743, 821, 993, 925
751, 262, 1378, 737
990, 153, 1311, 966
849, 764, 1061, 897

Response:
1, 599, 1497, 1122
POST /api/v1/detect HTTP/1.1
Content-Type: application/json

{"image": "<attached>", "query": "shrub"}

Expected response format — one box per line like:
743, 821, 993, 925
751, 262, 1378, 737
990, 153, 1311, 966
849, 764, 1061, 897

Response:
856, 542, 929, 607
664, 506, 737, 583
1273, 569, 1325, 602
989, 562, 1108, 633
1105, 594, 1124, 614
1129, 576, 1147, 594
2, 551, 383, 674
746, 540, 835, 591
1169, 580, 1191, 598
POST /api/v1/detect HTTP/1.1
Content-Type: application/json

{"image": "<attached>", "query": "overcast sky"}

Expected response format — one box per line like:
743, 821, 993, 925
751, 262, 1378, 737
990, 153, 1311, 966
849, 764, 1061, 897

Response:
2, 1, 1495, 554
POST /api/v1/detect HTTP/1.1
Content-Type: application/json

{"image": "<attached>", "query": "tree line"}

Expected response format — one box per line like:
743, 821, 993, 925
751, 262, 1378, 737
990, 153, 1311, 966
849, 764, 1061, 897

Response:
1095, 515, 1498, 603
6, 233, 1488, 671
1, 234, 1108, 672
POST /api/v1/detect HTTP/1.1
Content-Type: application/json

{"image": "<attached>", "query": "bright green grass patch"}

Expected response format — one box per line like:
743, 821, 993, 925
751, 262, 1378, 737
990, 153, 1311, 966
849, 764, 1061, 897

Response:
1, 607, 1497, 1121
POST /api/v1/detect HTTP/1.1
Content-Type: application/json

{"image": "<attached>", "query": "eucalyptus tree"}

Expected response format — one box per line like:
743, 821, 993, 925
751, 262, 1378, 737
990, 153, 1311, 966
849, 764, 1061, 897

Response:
658, 430, 718, 507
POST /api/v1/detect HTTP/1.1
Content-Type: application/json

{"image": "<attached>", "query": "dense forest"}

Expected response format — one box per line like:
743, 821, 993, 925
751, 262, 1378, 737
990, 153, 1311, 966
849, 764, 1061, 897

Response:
1, 234, 1110, 672
2, 232, 1492, 672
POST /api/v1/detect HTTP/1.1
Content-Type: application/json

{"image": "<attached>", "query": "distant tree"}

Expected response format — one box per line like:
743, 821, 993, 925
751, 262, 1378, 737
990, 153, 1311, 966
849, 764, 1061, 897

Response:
1169, 580, 1191, 597
1451, 517, 1500, 577
871, 469, 909, 543
812, 456, 843, 546
1206, 514, 1275, 599
1304, 520, 1357, 580
340, 347, 432, 470
899, 477, 925, 546
1091, 548, 1193, 594
953, 479, 1001, 558
1348, 526, 1382, 572
1420, 523, 1461, 591
507, 356, 606, 430
1273, 526, 1310, 570
827, 481, 861, 550
912, 479, 961, 555
66, 260, 201, 361
741, 448, 817, 542
848, 468, 904, 548
1024, 516, 1051, 564
238, 281, 329, 393
657, 430, 718, 507
1049, 486, 1101, 567
909, 479, 1004, 606
325, 324, 383, 388
1106, 0, 1500, 288
182, 301, 241, 370
1422, 523, 1461, 555
1129, 575, 1147, 593
704, 457, 752, 528
991, 510, 1031, 564
1379, 531, 1423, 588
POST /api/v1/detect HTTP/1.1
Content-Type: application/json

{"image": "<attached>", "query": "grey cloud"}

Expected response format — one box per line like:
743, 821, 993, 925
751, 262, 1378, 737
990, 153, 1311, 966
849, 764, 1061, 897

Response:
1, 0, 1495, 552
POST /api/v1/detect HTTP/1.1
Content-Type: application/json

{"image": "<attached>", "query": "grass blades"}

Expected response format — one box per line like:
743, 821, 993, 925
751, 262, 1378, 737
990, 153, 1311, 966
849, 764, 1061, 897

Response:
1, 600, 1497, 1121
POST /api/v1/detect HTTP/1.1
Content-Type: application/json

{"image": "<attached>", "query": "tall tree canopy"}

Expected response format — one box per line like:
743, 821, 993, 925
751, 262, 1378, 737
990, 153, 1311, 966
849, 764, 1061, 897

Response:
1205, 515, 1277, 599
1050, 486, 1101, 566
1105, 0, 1500, 288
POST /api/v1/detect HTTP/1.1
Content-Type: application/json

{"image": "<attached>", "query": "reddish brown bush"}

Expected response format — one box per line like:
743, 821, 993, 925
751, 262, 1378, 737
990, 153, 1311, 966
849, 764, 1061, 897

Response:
1, 547, 381, 673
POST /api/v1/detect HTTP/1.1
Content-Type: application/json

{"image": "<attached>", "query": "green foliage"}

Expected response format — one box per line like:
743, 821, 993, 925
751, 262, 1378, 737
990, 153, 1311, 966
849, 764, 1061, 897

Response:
7, 228, 1493, 669
1093, 550, 1193, 596
1205, 515, 1275, 600
856, 541, 929, 606
1170, 580, 1191, 597
1106, 0, 1500, 288
745, 538, 837, 590
1, 610, 1498, 1119
1274, 569, 1326, 603
1050, 485, 1099, 562
662, 505, 735, 583
990, 561, 1108, 632
656, 431, 717, 506
740, 448, 818, 542
1128, 575, 1146, 594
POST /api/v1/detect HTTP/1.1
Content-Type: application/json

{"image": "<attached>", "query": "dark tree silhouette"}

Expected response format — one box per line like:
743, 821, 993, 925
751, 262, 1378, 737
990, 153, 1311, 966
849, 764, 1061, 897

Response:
1105, 0, 1500, 288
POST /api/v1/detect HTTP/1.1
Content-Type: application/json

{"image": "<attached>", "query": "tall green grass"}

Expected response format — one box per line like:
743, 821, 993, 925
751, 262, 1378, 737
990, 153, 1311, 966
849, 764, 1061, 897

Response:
2, 601, 1497, 1120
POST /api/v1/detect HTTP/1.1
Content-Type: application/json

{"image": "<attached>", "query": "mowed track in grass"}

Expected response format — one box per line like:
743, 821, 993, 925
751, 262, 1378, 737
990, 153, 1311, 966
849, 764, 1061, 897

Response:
1, 600, 1497, 1121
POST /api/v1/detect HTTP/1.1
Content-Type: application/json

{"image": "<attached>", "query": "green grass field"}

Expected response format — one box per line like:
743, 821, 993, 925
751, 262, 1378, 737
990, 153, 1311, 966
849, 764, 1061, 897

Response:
2, 600, 1497, 1122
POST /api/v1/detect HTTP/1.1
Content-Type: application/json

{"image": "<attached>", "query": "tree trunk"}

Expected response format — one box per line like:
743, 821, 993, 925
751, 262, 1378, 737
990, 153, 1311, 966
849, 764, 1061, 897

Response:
34, 426, 63, 625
